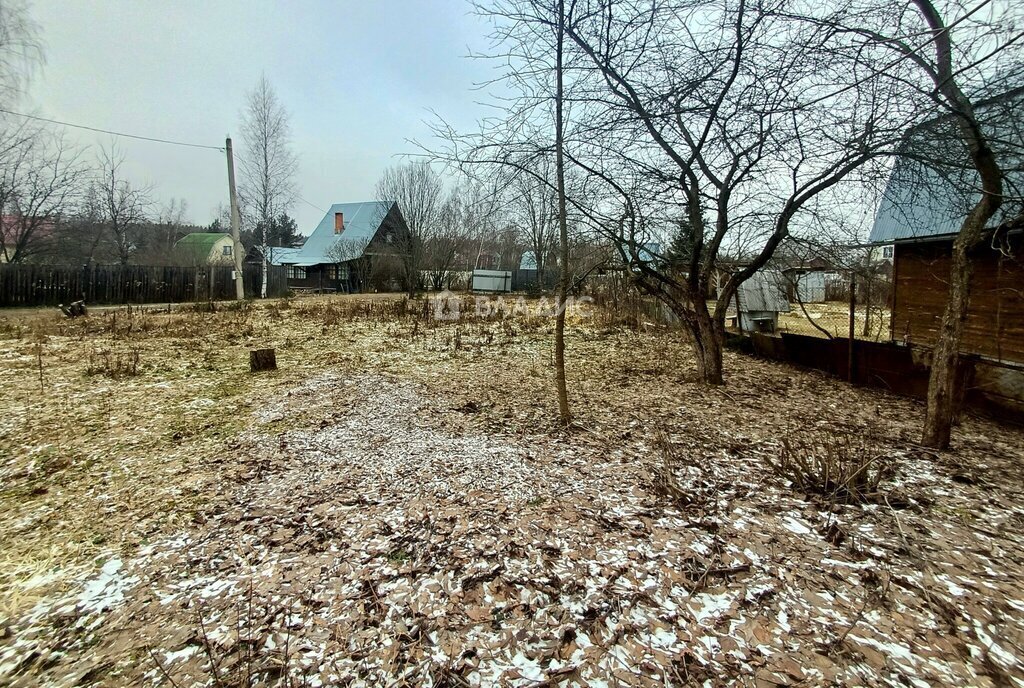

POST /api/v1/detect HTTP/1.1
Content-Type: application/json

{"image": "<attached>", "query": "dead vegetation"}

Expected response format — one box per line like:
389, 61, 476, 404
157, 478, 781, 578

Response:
85, 348, 142, 379
0, 293, 1022, 686
764, 433, 895, 504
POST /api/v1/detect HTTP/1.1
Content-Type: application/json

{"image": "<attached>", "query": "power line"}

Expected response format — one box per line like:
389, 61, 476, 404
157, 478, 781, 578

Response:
0, 107, 225, 151
296, 195, 326, 213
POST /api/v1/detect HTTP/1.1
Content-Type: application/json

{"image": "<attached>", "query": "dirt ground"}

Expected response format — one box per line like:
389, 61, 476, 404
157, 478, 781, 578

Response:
0, 294, 1022, 687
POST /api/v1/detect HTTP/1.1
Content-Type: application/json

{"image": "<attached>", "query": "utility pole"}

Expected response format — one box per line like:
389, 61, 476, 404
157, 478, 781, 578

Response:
226, 137, 245, 300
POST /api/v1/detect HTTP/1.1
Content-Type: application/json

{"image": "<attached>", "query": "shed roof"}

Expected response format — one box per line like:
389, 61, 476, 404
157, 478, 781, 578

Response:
173, 232, 230, 262
520, 251, 538, 270
869, 87, 1024, 244
737, 271, 791, 313
295, 201, 395, 265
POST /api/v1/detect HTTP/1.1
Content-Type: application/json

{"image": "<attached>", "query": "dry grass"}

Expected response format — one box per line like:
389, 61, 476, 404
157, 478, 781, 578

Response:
777, 300, 891, 340
0, 293, 581, 620
2, 293, 1024, 686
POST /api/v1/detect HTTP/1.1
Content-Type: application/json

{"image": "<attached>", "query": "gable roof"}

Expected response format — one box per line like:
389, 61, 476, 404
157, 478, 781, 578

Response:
173, 232, 230, 262
869, 87, 1024, 244
292, 201, 396, 265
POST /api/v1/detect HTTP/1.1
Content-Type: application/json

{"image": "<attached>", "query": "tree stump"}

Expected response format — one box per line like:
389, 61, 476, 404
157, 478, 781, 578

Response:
249, 348, 277, 372
58, 300, 88, 318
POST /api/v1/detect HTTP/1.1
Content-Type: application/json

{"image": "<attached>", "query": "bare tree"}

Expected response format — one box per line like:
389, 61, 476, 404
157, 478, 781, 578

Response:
239, 74, 297, 297
514, 164, 558, 289
801, 0, 1023, 447
553, 0, 571, 424
0, 128, 84, 262
424, 190, 468, 290
0, 0, 43, 108
453, 0, 910, 385
97, 143, 152, 266
460, 177, 509, 276
325, 236, 373, 292
374, 162, 444, 297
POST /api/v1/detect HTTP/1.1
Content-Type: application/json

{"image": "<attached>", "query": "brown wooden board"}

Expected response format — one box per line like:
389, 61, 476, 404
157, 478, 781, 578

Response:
892, 238, 1024, 365
0, 264, 288, 307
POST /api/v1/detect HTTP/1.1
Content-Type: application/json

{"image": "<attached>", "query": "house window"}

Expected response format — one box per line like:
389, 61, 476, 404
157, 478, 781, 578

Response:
324, 264, 348, 281
222, 245, 232, 256
288, 266, 306, 279
882, 245, 894, 259
334, 212, 344, 234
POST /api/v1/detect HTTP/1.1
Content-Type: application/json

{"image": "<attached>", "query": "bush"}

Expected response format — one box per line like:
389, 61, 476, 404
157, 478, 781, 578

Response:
766, 434, 893, 504
85, 348, 141, 379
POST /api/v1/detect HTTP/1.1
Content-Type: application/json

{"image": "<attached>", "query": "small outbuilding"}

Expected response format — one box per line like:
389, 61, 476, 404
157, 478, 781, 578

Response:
173, 233, 236, 266
472, 269, 513, 293
729, 270, 791, 333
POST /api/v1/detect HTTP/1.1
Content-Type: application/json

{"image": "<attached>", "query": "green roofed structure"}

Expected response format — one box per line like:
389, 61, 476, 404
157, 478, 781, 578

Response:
173, 232, 236, 266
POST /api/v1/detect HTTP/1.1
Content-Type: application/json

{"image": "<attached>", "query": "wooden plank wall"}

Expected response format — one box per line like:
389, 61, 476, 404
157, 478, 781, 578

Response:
892, 238, 1024, 364
0, 264, 288, 307
749, 332, 1022, 424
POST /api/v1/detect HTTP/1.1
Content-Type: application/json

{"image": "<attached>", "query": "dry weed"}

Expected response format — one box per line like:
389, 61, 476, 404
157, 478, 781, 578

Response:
766, 433, 894, 504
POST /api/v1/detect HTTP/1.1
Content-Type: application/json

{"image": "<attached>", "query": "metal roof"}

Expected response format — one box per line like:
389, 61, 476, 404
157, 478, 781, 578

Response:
174, 232, 229, 249
266, 246, 302, 266
736, 271, 791, 313
520, 251, 538, 270
173, 232, 231, 262
295, 201, 396, 265
869, 88, 1024, 244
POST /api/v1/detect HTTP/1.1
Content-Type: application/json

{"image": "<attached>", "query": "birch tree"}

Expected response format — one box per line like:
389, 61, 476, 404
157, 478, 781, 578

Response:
0, 0, 42, 108
239, 74, 297, 297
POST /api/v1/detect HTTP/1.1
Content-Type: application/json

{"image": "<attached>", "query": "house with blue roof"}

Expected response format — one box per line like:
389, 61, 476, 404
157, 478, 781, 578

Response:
272, 201, 409, 292
868, 86, 1023, 365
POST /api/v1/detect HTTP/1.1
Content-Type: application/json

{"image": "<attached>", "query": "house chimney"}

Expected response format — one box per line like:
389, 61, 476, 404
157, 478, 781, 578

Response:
334, 212, 344, 234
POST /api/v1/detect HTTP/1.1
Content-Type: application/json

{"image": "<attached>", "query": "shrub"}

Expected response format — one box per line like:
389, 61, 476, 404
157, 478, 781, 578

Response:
766, 434, 893, 504
85, 348, 141, 379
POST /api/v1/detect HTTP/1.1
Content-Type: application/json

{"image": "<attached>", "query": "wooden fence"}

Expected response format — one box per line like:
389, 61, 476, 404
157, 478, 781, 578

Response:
0, 264, 288, 307
746, 331, 1024, 424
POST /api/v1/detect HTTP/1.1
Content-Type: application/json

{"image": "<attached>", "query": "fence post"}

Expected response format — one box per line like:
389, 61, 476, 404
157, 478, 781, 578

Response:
847, 273, 857, 383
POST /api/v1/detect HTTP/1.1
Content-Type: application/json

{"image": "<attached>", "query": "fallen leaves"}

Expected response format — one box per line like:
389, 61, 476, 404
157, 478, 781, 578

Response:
0, 297, 1022, 687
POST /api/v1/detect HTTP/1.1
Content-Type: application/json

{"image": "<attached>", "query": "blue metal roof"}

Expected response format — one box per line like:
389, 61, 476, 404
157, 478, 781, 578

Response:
639, 242, 661, 264
520, 251, 538, 270
266, 246, 302, 265
869, 88, 1024, 244
294, 201, 395, 264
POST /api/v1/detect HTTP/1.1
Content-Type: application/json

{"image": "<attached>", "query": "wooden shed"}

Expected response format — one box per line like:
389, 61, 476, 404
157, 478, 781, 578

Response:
869, 86, 1024, 367
888, 237, 1023, 365
867, 87, 1024, 418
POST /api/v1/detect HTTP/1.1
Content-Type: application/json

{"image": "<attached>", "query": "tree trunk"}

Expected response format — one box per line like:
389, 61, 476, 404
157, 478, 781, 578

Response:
261, 255, 269, 299
692, 304, 724, 385
921, 234, 975, 448
911, 0, 1003, 449
553, 0, 571, 426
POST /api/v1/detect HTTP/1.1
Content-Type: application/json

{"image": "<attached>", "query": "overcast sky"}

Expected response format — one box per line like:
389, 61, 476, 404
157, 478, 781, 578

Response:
25, 1, 496, 233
